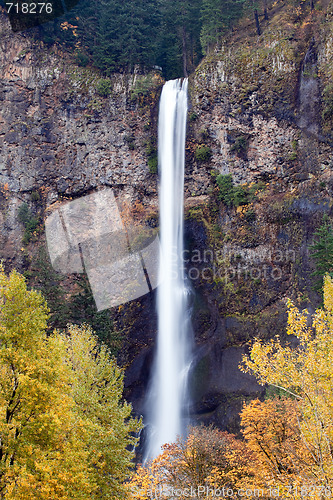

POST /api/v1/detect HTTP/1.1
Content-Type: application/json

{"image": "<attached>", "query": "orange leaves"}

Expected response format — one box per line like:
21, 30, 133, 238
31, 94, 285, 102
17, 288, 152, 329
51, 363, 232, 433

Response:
240, 398, 306, 487
1, 183, 9, 199
240, 275, 333, 489
132, 274, 333, 497
129, 426, 256, 499
60, 22, 78, 37
128, 462, 164, 500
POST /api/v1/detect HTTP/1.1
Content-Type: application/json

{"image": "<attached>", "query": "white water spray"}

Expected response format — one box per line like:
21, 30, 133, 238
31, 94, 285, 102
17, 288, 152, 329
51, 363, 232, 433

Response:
145, 78, 191, 461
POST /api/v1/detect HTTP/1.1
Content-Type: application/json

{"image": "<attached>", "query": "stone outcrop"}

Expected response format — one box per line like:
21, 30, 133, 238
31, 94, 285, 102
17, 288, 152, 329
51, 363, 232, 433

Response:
0, 13, 162, 268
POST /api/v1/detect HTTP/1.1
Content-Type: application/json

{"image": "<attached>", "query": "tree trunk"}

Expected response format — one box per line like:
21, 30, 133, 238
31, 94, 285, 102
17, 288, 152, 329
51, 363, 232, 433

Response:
190, 34, 194, 72
182, 25, 188, 77
254, 9, 261, 36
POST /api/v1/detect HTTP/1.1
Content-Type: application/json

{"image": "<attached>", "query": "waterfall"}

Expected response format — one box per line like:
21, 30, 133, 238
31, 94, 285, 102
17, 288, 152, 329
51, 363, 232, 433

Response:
145, 78, 191, 461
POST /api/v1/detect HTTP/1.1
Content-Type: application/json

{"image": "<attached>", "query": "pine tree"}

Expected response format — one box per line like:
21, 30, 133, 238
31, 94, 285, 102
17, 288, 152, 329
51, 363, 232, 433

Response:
89, 0, 161, 74
200, 0, 245, 54
158, 0, 202, 78
310, 214, 333, 294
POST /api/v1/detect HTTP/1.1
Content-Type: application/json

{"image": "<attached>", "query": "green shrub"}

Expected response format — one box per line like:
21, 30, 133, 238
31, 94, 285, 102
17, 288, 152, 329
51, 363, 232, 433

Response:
18, 203, 30, 224
31, 191, 40, 202
310, 214, 333, 294
230, 135, 248, 156
145, 141, 157, 157
322, 84, 333, 123
130, 74, 160, 103
189, 112, 198, 122
216, 174, 234, 206
244, 208, 256, 222
76, 51, 89, 67
145, 139, 158, 174
289, 139, 298, 161
233, 185, 249, 206
216, 175, 265, 208
148, 156, 158, 174
195, 145, 212, 162
96, 79, 112, 97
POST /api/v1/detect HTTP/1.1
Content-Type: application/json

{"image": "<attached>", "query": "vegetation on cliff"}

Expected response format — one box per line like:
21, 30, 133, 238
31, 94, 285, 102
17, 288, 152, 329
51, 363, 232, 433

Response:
35, 0, 270, 78
310, 214, 333, 294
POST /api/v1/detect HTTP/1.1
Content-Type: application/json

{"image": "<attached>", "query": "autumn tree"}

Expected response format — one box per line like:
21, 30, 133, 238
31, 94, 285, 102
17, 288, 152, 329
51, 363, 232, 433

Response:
0, 267, 140, 498
63, 324, 141, 500
129, 425, 255, 499
241, 274, 333, 489
0, 266, 90, 499
240, 397, 312, 491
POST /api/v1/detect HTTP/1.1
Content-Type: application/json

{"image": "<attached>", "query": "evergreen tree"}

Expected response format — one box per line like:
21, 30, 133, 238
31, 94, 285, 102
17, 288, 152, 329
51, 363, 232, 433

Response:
200, 0, 245, 54
37, 0, 249, 76
154, 0, 202, 78
246, 0, 261, 36
310, 214, 333, 294
89, 0, 161, 73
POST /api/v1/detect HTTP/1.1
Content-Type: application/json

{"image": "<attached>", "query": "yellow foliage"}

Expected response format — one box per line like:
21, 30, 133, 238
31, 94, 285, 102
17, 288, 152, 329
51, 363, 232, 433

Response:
241, 274, 333, 491
0, 267, 141, 498
62, 324, 141, 499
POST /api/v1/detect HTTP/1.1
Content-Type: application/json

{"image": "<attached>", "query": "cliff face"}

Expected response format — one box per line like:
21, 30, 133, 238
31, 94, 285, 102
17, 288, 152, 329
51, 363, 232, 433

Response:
181, 1, 333, 428
1, 1, 333, 433
0, 14, 162, 269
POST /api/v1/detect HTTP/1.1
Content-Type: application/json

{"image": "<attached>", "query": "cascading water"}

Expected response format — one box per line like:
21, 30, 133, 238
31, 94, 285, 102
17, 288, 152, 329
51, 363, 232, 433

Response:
145, 78, 191, 461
